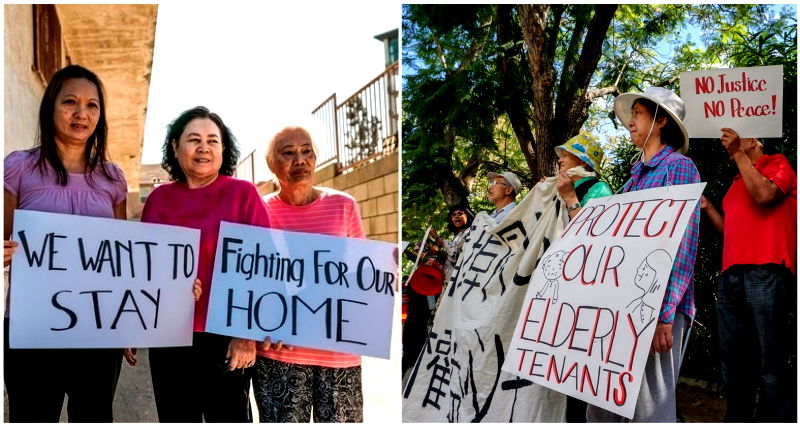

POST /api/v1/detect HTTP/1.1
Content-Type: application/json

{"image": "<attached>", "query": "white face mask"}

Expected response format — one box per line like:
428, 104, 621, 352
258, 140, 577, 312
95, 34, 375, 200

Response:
565, 165, 596, 178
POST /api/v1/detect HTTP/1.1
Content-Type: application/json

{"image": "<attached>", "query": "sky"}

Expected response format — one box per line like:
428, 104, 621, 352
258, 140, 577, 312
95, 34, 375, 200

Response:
141, 3, 399, 182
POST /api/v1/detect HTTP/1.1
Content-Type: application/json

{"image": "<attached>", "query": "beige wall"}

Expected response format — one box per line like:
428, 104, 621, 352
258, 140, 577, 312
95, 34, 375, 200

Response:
4, 5, 47, 154
259, 152, 399, 243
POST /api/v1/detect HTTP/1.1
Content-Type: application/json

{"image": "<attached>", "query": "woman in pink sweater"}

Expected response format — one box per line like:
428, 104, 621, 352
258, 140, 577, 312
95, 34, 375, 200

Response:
140, 107, 270, 422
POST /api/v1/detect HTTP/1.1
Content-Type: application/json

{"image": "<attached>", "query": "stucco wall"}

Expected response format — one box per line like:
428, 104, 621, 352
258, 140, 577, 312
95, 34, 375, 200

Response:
4, 5, 46, 154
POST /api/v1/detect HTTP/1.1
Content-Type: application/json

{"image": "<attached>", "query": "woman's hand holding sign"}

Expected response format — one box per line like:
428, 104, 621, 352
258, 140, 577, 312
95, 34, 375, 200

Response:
4, 240, 17, 267
650, 321, 673, 354
260, 336, 292, 353
226, 338, 257, 371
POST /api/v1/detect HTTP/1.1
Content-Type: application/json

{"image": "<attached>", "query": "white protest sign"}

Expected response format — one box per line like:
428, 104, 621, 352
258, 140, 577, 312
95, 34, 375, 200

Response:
9, 210, 200, 348
681, 65, 783, 138
205, 222, 397, 359
502, 182, 705, 419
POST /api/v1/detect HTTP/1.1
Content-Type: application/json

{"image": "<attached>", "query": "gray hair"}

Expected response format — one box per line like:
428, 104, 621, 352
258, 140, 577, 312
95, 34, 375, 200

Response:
265, 126, 319, 171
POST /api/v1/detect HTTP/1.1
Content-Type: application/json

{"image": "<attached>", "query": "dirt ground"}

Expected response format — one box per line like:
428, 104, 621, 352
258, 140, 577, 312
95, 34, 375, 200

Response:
676, 382, 727, 422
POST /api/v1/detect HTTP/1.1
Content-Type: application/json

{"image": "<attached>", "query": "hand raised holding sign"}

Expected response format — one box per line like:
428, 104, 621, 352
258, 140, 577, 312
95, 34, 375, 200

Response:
720, 127, 745, 158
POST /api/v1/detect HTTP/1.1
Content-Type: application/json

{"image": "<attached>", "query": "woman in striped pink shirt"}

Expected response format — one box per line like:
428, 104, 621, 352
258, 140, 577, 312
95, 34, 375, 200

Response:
254, 126, 366, 422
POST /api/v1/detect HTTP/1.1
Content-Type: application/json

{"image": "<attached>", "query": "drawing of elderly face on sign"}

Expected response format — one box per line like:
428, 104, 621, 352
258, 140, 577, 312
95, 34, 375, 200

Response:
626, 249, 672, 331
535, 250, 566, 304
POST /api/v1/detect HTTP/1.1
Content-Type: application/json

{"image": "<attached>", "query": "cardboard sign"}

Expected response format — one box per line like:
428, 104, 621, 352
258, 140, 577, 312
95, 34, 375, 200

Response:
205, 222, 397, 359
681, 65, 783, 138
9, 210, 200, 348
403, 178, 569, 422
502, 183, 705, 419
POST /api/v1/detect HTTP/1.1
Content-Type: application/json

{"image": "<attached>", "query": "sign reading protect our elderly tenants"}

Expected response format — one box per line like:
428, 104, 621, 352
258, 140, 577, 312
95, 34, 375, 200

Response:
9, 210, 200, 348
502, 183, 705, 419
205, 222, 397, 359
681, 65, 783, 138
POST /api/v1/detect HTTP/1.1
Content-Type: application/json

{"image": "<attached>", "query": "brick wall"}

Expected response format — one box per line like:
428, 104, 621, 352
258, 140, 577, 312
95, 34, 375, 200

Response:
258, 152, 398, 243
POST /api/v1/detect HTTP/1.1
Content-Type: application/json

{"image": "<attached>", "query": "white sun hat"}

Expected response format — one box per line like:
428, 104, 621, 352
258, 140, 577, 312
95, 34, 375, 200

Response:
614, 86, 690, 154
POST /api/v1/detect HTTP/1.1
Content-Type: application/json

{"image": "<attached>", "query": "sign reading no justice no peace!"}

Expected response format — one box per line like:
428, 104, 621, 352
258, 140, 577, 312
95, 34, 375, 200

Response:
681, 65, 783, 138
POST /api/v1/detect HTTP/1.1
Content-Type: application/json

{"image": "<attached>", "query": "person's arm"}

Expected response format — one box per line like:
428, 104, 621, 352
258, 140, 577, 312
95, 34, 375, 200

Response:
113, 200, 127, 220
721, 128, 782, 204
653, 157, 701, 353
4, 190, 19, 267
699, 195, 724, 234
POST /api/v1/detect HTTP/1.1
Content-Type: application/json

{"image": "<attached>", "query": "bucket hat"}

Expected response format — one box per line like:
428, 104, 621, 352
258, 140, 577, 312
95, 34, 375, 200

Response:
614, 86, 689, 154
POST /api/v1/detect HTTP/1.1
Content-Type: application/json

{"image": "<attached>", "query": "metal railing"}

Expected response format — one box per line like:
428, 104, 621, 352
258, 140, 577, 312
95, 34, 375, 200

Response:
312, 62, 399, 172
237, 62, 399, 182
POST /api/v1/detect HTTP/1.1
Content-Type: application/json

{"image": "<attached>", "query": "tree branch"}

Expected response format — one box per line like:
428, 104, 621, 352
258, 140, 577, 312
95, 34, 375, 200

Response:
586, 86, 620, 100
653, 75, 679, 87
430, 29, 448, 71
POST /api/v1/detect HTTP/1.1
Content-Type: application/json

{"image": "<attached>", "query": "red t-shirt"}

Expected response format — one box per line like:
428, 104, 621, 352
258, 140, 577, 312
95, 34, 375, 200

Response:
141, 176, 271, 331
722, 154, 797, 274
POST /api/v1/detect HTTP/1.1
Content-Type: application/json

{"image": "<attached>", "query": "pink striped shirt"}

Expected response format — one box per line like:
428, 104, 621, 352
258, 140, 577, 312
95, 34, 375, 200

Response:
259, 187, 365, 368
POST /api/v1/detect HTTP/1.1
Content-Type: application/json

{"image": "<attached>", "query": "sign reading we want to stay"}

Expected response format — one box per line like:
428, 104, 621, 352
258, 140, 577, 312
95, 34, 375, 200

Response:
9, 210, 200, 348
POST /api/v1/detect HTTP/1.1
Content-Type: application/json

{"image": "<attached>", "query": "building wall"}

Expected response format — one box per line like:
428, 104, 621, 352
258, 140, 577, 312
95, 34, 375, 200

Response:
259, 152, 399, 243
3, 5, 47, 154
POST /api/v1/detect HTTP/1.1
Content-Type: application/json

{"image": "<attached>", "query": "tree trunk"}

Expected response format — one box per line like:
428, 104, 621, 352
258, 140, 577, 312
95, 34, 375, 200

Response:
517, 4, 559, 180
496, 5, 537, 185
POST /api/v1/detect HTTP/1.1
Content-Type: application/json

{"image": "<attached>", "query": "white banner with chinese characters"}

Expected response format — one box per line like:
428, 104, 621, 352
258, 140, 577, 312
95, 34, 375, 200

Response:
502, 183, 705, 419
402, 179, 568, 422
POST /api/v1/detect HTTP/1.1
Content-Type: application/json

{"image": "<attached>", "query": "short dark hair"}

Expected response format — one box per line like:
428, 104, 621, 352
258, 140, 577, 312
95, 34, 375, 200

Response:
446, 203, 475, 234
35, 64, 115, 186
161, 106, 240, 181
633, 98, 684, 152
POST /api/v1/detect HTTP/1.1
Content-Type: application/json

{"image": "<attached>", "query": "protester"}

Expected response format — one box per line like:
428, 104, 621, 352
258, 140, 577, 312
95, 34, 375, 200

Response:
553, 133, 613, 220
548, 133, 612, 420
3, 65, 128, 422
700, 128, 796, 422
430, 203, 475, 285
399, 203, 476, 378
140, 106, 269, 422
586, 86, 701, 422
402, 236, 445, 377
253, 126, 366, 422
487, 170, 522, 222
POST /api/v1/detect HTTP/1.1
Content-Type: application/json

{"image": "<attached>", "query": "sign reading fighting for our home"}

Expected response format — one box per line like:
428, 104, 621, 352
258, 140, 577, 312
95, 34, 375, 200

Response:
205, 222, 397, 359
9, 210, 200, 348
502, 183, 705, 419
681, 65, 783, 138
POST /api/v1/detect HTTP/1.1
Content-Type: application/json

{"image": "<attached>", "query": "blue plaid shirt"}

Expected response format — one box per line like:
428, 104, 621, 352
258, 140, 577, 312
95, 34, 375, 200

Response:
622, 145, 701, 323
